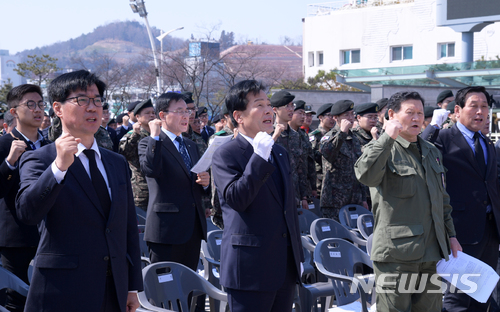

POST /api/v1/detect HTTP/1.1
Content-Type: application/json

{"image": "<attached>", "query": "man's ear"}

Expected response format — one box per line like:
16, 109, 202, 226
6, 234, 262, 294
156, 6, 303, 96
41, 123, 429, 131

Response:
9, 107, 17, 119
158, 111, 165, 121
388, 108, 395, 120
233, 110, 242, 125
53, 102, 63, 119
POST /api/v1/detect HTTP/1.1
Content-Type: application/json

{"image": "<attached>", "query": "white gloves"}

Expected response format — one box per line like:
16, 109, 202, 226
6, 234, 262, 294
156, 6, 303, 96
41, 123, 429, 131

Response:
430, 109, 450, 128
252, 131, 274, 161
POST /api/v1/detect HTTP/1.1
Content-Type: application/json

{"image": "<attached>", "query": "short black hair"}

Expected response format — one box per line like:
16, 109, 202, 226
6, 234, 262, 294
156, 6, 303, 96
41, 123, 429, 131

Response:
455, 86, 490, 108
225, 80, 266, 127
6, 84, 43, 109
155, 92, 186, 116
387, 91, 425, 113
4, 111, 15, 127
48, 70, 106, 104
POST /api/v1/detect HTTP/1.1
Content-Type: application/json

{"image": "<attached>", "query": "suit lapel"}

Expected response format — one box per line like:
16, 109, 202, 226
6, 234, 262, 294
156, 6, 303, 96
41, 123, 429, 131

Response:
450, 126, 483, 176
485, 137, 495, 178
268, 148, 284, 207
11, 128, 34, 151
160, 131, 191, 178
100, 148, 117, 222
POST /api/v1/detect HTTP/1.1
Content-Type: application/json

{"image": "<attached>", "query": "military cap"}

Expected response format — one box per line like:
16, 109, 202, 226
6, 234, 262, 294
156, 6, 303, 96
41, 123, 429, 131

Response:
385, 109, 389, 120
48, 107, 55, 118
447, 101, 457, 114
116, 113, 126, 124
181, 91, 194, 104
127, 101, 140, 112
437, 90, 453, 104
102, 103, 109, 110
107, 118, 116, 126
0, 113, 4, 120
317, 103, 333, 117
198, 107, 208, 116
330, 100, 354, 116
376, 98, 389, 110
270, 91, 295, 107
134, 98, 153, 115
304, 105, 316, 115
354, 103, 379, 116
220, 104, 229, 116
212, 114, 222, 124
424, 106, 436, 118
293, 100, 306, 111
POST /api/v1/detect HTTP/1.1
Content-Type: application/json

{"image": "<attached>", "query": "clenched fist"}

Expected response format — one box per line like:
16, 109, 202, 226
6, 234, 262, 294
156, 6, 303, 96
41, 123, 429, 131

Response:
384, 119, 403, 140
6, 140, 27, 166
55, 133, 81, 171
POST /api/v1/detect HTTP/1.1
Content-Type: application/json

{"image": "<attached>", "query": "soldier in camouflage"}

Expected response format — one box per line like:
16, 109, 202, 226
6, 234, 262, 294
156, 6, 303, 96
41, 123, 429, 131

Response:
320, 100, 369, 221
270, 90, 310, 209
118, 99, 156, 212
352, 102, 380, 151
289, 100, 317, 198
309, 103, 335, 198
442, 101, 457, 129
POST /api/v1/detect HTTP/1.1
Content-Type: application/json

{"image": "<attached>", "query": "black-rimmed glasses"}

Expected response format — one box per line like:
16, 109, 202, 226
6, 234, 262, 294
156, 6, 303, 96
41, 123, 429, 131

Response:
66, 96, 104, 107
18, 100, 47, 110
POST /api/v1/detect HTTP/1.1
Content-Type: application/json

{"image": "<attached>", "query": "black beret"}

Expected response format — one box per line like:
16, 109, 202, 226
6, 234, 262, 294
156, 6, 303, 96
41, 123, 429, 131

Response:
134, 99, 153, 115
447, 101, 457, 114
437, 90, 454, 104
270, 91, 295, 107
107, 118, 116, 126
48, 107, 55, 117
102, 103, 109, 110
376, 98, 389, 110
181, 91, 194, 104
127, 101, 141, 112
331, 100, 354, 116
385, 109, 389, 120
293, 100, 306, 111
354, 103, 379, 116
304, 105, 316, 115
424, 106, 436, 118
0, 113, 4, 119
317, 103, 333, 117
198, 107, 208, 116
212, 114, 221, 124
116, 113, 126, 124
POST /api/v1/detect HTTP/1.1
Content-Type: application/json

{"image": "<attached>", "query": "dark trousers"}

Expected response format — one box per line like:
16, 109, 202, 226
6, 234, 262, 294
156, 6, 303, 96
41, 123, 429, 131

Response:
443, 214, 500, 312
226, 246, 298, 312
0, 246, 36, 312
100, 266, 121, 312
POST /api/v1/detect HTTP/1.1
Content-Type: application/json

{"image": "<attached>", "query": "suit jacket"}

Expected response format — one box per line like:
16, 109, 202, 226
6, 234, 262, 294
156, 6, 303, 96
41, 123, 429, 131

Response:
0, 128, 50, 247
201, 126, 215, 143
16, 144, 143, 312
212, 135, 304, 291
138, 132, 207, 245
434, 125, 500, 245
116, 125, 129, 142
106, 126, 119, 152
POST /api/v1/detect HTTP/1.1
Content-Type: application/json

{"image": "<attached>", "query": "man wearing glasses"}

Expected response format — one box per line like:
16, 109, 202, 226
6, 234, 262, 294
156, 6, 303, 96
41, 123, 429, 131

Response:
352, 103, 380, 151
0, 84, 50, 312
16, 70, 143, 312
138, 93, 209, 281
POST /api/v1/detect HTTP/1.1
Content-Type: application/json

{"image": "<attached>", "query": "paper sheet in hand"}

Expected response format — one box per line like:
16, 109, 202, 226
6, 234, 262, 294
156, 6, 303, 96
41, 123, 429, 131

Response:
190, 135, 232, 174
437, 251, 499, 303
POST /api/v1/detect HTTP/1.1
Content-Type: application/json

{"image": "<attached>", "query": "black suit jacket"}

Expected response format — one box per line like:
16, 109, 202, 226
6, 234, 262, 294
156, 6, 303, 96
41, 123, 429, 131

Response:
212, 135, 304, 291
201, 126, 215, 143
138, 132, 207, 245
0, 128, 50, 247
434, 125, 500, 245
16, 144, 143, 312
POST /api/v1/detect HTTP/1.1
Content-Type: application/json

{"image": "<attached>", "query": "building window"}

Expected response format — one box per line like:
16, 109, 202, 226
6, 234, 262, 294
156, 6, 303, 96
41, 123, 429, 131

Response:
308, 52, 314, 67
439, 43, 455, 58
318, 52, 324, 66
342, 49, 360, 64
392, 46, 413, 61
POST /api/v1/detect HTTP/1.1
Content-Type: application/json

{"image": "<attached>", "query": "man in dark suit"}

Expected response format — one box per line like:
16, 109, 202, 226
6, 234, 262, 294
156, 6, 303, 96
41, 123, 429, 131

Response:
16, 70, 143, 312
199, 106, 214, 143
427, 86, 500, 311
138, 92, 209, 271
212, 80, 304, 312
0, 84, 51, 312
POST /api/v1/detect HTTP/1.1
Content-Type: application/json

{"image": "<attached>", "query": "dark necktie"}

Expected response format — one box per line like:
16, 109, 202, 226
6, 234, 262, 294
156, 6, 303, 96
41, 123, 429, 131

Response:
82, 149, 111, 218
28, 141, 36, 150
473, 132, 487, 177
175, 136, 192, 172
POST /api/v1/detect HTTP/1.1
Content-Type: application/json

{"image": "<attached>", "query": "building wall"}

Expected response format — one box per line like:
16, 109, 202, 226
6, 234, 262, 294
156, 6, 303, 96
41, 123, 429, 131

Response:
303, 0, 500, 79
0, 53, 24, 87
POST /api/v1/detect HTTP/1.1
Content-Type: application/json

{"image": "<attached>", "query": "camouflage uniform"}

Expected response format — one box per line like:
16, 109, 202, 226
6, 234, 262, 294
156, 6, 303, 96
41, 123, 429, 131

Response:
208, 126, 234, 230
309, 125, 329, 197
298, 128, 317, 195
319, 125, 368, 221
273, 125, 309, 203
118, 128, 150, 212
191, 131, 208, 155
351, 125, 374, 152
441, 119, 455, 129
48, 116, 114, 151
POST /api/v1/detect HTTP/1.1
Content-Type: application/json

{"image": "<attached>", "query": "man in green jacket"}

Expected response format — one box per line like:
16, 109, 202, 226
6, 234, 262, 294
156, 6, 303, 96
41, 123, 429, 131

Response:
354, 91, 462, 312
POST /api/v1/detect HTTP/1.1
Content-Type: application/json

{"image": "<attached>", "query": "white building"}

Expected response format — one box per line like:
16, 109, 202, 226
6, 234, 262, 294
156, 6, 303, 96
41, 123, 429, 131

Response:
0, 50, 24, 87
303, 0, 500, 81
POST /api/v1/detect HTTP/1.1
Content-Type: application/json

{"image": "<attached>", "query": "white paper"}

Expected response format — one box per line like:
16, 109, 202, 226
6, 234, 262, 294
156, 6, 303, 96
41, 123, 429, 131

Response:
191, 135, 233, 174
322, 225, 331, 232
350, 214, 359, 220
216, 239, 222, 246
158, 274, 173, 283
436, 251, 499, 303
366, 222, 372, 227
308, 204, 315, 210
330, 251, 341, 258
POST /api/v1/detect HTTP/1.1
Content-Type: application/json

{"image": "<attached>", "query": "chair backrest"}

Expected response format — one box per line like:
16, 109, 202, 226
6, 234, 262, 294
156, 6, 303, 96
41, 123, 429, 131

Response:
338, 204, 372, 230
314, 238, 373, 307
308, 197, 324, 217
310, 218, 367, 246
366, 234, 373, 256
205, 230, 223, 263
206, 217, 219, 233
139, 261, 227, 312
357, 214, 374, 239
136, 207, 147, 226
297, 208, 320, 235
0, 267, 29, 297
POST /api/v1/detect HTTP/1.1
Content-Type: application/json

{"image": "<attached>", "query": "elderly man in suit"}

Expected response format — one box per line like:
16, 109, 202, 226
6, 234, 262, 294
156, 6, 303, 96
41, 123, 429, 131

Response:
16, 70, 143, 312
212, 80, 304, 312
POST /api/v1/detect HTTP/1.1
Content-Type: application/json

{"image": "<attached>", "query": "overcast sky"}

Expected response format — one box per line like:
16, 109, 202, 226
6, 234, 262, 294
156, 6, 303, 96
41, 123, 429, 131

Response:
1, 0, 317, 54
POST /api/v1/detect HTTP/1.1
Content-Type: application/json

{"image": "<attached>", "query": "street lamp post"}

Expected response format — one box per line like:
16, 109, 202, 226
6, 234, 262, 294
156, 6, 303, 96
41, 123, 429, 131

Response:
156, 27, 184, 90
129, 0, 161, 94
